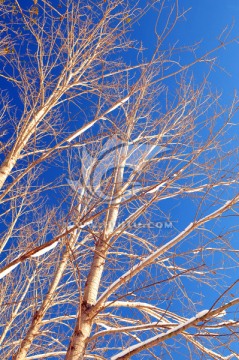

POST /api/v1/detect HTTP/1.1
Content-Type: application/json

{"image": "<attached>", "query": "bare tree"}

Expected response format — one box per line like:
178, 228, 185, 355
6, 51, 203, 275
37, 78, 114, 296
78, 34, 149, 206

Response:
0, 1, 239, 359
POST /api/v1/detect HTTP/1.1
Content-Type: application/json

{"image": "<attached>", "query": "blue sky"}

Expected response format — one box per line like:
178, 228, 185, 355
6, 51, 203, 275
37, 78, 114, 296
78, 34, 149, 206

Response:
183, 0, 239, 95
136, 0, 239, 102
124, 2, 239, 358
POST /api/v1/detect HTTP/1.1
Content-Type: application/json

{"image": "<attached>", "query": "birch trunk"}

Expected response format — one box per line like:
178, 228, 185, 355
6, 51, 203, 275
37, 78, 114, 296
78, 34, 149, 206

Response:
13, 231, 78, 360
0, 101, 54, 190
65, 144, 129, 359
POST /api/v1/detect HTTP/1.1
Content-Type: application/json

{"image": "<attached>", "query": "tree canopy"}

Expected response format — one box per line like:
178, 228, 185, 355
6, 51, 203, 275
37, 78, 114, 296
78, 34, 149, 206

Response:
0, 1, 239, 359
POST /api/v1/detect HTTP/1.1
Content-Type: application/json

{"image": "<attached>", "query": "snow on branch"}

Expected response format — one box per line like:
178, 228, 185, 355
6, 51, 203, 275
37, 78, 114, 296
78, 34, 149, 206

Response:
91, 321, 175, 341
111, 310, 210, 359
67, 96, 129, 143
0, 218, 92, 279
105, 96, 130, 115
0, 261, 20, 279
26, 351, 66, 359
183, 332, 234, 360
95, 194, 239, 308
111, 298, 239, 359
104, 301, 187, 324
67, 119, 99, 143
31, 241, 59, 257
0, 240, 60, 279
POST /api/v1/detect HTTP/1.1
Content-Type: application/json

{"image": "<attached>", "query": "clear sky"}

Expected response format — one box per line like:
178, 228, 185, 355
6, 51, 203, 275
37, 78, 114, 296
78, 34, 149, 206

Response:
129, 2, 239, 358
136, 0, 239, 103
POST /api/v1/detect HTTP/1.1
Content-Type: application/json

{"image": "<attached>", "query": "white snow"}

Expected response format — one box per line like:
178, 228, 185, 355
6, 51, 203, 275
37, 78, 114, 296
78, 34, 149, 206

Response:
105, 300, 157, 309
192, 249, 201, 254
196, 310, 209, 318
147, 182, 166, 194
26, 351, 66, 359
206, 319, 237, 329
97, 323, 114, 330
98, 197, 239, 310
98, 222, 194, 305
111, 309, 209, 359
226, 355, 235, 360
67, 220, 92, 230
66, 224, 75, 231
0, 262, 20, 279
186, 187, 204, 193
67, 119, 98, 142
59, 220, 92, 237
105, 96, 130, 114
213, 309, 226, 318
79, 220, 92, 228
31, 241, 58, 258
200, 199, 234, 223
